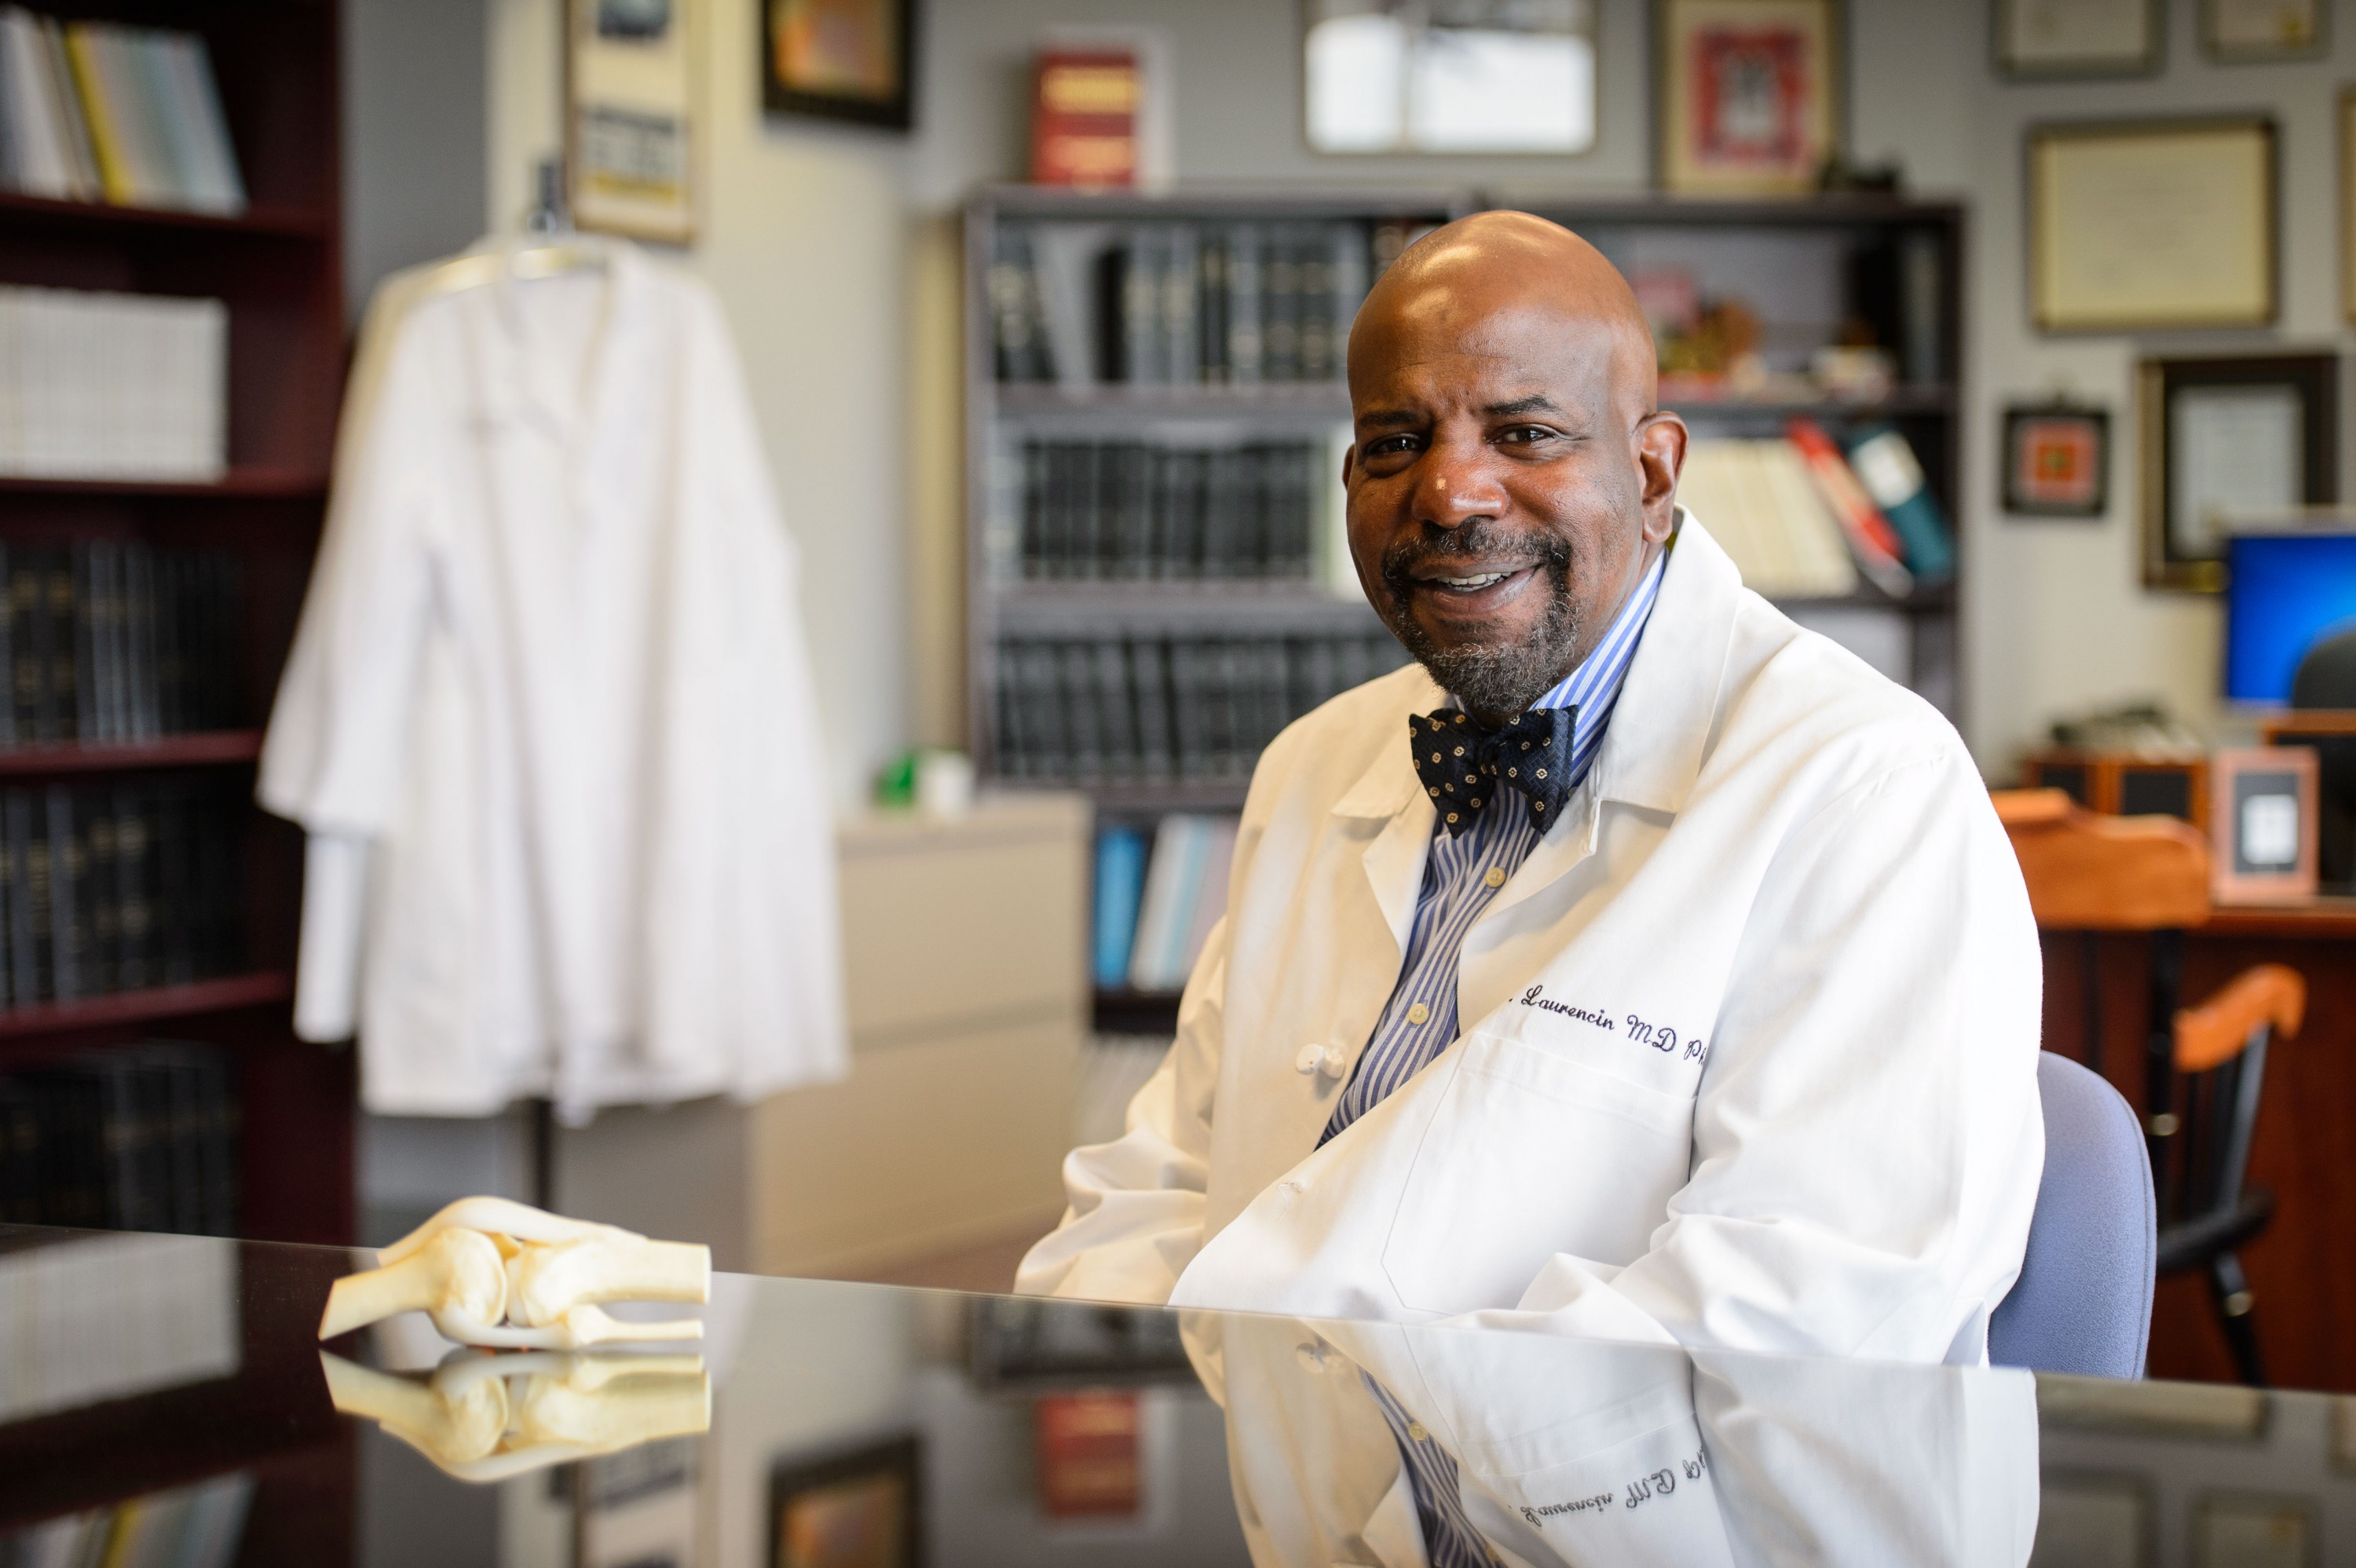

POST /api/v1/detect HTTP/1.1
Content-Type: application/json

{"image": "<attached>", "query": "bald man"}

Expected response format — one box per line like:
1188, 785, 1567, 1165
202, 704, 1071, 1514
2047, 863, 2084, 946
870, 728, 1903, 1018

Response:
1018, 214, 2043, 1373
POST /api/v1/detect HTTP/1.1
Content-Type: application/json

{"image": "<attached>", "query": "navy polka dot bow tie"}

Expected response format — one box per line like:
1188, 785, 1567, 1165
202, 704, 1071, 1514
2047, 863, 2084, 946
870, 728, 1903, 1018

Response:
1410, 707, 1578, 835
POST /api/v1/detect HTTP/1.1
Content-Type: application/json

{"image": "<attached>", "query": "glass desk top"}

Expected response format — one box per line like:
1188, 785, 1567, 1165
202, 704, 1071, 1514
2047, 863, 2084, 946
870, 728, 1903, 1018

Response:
0, 1225, 2338, 1567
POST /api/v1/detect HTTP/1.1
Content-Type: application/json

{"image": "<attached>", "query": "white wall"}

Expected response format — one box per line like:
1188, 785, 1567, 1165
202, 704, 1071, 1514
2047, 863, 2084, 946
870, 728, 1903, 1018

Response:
480, 0, 2356, 782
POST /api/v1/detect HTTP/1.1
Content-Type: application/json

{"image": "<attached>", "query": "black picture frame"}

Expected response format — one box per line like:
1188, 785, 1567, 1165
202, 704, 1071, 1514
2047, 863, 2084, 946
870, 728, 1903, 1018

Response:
1993, 0, 2164, 79
759, 0, 917, 130
2137, 353, 2339, 592
2003, 403, 2111, 517
769, 1434, 923, 1568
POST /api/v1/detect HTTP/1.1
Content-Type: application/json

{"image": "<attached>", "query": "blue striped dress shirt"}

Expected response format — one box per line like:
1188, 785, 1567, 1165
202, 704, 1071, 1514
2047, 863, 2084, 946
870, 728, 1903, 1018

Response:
1321, 541, 1668, 1567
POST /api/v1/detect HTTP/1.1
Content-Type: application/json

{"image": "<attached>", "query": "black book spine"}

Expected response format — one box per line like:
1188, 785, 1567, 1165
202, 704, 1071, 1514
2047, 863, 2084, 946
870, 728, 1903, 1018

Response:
195, 783, 240, 977
1058, 641, 1102, 781
155, 781, 196, 986
1019, 439, 1045, 581
123, 543, 157, 740
5, 789, 32, 1007
82, 787, 116, 997
112, 780, 152, 992
44, 784, 86, 1000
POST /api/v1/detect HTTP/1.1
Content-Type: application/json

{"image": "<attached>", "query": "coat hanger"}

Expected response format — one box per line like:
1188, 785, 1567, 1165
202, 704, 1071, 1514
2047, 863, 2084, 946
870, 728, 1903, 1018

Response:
419, 158, 612, 298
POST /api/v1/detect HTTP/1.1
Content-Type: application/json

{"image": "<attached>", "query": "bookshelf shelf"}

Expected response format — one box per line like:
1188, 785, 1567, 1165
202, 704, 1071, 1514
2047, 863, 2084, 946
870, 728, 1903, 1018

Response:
1094, 985, 1186, 1036
994, 382, 1355, 420
0, 2, 352, 1240
0, 470, 327, 500
0, 970, 292, 1045
0, 189, 330, 239
0, 730, 263, 775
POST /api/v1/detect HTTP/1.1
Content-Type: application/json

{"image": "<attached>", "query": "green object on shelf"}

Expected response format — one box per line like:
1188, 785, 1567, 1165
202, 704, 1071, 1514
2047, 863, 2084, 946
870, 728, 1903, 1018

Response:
875, 750, 920, 809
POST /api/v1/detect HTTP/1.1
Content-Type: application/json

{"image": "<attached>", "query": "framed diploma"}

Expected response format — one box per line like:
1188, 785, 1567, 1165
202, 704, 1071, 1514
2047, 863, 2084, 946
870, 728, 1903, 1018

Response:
566, 0, 697, 243
2200, 0, 2326, 63
2029, 118, 2277, 334
1995, 0, 2161, 79
2138, 353, 2337, 591
1655, 0, 1842, 197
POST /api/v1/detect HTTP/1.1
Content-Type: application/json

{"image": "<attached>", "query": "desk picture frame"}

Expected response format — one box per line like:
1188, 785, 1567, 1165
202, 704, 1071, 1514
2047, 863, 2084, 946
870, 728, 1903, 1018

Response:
2029, 117, 2277, 334
2211, 747, 2320, 905
2136, 353, 2336, 591
1654, 0, 1843, 197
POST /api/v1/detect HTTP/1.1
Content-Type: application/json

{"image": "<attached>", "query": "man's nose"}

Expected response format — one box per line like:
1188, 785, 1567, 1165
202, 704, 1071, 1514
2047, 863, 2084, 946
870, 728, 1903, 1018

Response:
1415, 434, 1507, 530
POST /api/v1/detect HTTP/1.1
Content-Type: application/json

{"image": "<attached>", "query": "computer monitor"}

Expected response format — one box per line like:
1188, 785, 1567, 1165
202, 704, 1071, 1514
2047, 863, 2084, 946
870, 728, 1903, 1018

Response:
2224, 532, 2356, 705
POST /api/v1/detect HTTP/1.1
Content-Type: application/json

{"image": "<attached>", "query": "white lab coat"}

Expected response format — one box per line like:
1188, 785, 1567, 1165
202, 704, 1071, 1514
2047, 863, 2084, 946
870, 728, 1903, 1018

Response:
1187, 1307, 2040, 1567
1018, 514, 2043, 1366
259, 239, 847, 1120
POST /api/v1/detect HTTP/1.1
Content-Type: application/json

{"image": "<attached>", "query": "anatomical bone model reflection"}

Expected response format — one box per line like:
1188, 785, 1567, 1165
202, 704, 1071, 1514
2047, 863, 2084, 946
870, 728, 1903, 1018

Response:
318, 1197, 710, 1348
1185, 1311, 2043, 1568
320, 1348, 711, 1481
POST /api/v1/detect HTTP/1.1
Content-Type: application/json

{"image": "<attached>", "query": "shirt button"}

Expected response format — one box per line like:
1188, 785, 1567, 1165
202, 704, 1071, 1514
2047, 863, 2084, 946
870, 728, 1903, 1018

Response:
1296, 1343, 1326, 1372
1294, 1044, 1323, 1074
1406, 1003, 1430, 1025
1407, 1421, 1429, 1443
1483, 866, 1506, 888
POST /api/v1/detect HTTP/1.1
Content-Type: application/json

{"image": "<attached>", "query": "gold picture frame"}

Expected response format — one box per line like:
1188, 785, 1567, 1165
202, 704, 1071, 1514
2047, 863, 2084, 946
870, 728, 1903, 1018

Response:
1655, 0, 1842, 197
2029, 117, 2277, 334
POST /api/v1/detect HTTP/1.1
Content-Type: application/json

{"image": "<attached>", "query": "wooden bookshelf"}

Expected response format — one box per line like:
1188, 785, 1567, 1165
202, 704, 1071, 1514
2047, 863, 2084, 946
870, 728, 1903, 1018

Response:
0, 1, 351, 1241
968, 188, 1970, 1037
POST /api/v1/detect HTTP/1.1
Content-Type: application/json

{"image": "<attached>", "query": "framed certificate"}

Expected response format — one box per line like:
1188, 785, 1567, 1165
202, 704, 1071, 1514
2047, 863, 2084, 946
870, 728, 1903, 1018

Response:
2137, 353, 2337, 591
566, 0, 697, 243
2030, 118, 2277, 333
1655, 0, 1842, 197
2201, 0, 2326, 62
1995, 0, 2161, 79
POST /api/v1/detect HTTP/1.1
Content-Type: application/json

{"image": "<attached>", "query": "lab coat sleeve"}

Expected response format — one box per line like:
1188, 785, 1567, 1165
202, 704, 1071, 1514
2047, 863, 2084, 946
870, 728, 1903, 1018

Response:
1462, 748, 2045, 1362
256, 300, 442, 839
1014, 916, 1227, 1304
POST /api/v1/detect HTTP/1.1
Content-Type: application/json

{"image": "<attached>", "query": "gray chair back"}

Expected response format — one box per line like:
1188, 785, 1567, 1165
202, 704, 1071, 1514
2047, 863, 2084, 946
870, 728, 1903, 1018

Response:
1988, 1052, 2157, 1380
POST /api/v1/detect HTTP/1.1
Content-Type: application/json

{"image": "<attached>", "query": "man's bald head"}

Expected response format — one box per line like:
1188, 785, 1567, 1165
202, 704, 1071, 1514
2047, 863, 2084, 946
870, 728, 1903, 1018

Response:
1340, 210, 1685, 726
1351, 211, 1659, 425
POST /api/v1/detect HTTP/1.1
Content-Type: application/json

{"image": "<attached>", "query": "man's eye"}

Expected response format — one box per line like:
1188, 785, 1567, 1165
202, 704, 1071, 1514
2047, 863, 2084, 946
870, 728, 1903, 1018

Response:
1363, 435, 1421, 457
1497, 426, 1557, 446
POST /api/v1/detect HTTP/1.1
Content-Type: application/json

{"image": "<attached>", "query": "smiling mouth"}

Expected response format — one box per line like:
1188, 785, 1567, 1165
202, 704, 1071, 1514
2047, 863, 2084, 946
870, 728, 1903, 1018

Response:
1415, 564, 1535, 597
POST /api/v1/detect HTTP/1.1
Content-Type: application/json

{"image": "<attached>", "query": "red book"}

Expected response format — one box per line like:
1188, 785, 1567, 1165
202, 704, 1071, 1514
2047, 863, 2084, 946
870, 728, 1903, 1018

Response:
1030, 49, 1139, 188
1784, 417, 1912, 597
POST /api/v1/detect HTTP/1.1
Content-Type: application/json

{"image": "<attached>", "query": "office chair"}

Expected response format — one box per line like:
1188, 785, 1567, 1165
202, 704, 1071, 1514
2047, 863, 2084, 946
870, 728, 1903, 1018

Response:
1994, 790, 2307, 1386
1990, 1053, 2154, 1379
2288, 627, 2356, 891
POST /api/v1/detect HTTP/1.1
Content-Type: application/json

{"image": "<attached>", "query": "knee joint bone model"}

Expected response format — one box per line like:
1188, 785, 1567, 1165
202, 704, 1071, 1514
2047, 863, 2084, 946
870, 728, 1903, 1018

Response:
318, 1196, 712, 1350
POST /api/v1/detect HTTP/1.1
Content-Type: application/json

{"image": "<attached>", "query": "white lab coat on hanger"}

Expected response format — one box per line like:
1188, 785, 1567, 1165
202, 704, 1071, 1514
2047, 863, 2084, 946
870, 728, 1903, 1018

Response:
260, 238, 847, 1120
1018, 516, 2043, 1367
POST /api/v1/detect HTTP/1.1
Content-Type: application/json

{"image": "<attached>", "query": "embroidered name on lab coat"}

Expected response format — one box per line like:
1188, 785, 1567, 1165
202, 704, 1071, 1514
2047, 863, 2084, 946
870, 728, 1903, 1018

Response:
1518, 985, 1710, 1067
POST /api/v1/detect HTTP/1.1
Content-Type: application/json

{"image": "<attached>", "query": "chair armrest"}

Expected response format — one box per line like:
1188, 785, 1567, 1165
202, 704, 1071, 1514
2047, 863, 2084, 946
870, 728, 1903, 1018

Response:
2176, 963, 2307, 1072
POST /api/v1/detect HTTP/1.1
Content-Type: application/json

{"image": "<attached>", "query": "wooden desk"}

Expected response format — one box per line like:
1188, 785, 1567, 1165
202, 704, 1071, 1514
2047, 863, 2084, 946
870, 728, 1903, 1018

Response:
2038, 900, 2356, 1389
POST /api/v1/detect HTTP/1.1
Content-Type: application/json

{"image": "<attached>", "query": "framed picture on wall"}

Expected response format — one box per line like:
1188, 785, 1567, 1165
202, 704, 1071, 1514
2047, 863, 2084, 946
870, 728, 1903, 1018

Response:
2003, 403, 2109, 517
1654, 0, 1842, 197
1995, 0, 2162, 79
2137, 353, 2337, 591
2343, 90, 2356, 327
769, 1435, 921, 1568
761, 0, 917, 130
2029, 118, 2277, 334
2201, 0, 2328, 63
565, 0, 697, 243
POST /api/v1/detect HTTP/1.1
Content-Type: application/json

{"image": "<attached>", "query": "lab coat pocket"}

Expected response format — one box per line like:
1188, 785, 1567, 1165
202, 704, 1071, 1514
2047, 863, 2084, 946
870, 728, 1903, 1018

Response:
1383, 1032, 1694, 1316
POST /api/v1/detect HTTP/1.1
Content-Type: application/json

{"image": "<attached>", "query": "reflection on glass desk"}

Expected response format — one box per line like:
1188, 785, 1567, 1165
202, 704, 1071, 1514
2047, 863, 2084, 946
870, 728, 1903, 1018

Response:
0, 1226, 2347, 1566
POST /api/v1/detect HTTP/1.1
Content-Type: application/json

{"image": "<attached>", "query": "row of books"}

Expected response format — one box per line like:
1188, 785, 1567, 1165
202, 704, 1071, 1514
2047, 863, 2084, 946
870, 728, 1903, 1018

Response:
991, 218, 1419, 387
0, 1474, 250, 1568
0, 780, 244, 1009
0, 285, 227, 483
3, 542, 243, 746
993, 632, 1410, 784
1015, 437, 1325, 581
1093, 814, 1238, 992
1677, 419, 1954, 601
0, 1040, 236, 1235
0, 9, 244, 214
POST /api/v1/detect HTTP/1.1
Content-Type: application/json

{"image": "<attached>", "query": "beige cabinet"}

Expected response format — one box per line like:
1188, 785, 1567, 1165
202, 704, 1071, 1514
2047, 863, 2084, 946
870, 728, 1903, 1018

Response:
557, 795, 1088, 1277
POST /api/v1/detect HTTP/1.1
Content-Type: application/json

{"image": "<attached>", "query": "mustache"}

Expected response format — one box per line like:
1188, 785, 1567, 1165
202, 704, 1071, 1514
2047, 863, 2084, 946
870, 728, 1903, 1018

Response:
1377, 521, 1572, 598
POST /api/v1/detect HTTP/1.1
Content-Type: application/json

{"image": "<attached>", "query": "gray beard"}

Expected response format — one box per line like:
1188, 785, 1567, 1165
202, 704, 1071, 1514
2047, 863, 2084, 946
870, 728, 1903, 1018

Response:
1377, 524, 1582, 722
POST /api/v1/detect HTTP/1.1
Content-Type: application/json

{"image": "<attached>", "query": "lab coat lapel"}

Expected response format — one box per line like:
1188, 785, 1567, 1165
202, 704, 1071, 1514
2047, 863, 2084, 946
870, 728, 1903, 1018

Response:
1480, 511, 1741, 925
1331, 689, 1440, 960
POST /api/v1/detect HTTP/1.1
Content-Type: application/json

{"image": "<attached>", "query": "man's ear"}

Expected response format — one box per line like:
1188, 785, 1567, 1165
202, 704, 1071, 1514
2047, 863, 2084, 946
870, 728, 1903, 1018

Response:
1635, 413, 1688, 545
1341, 439, 1355, 488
